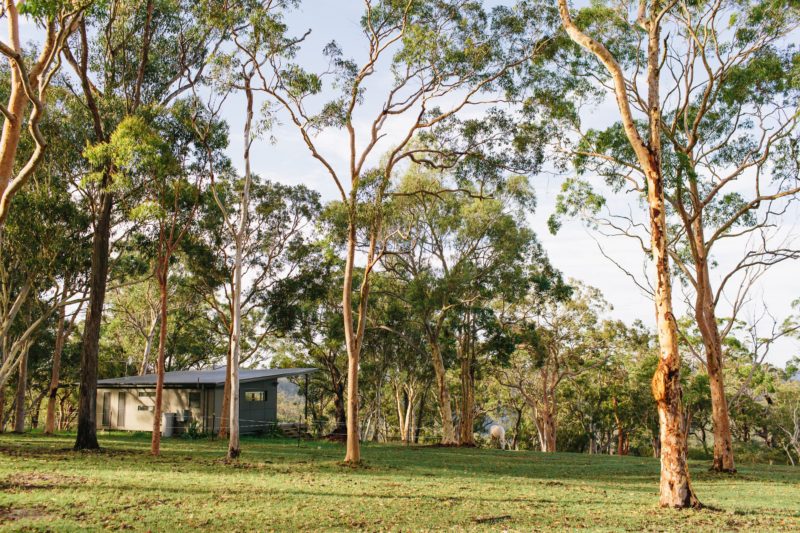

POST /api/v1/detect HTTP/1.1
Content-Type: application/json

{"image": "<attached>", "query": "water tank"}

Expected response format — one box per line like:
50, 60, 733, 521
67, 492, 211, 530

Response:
162, 413, 175, 437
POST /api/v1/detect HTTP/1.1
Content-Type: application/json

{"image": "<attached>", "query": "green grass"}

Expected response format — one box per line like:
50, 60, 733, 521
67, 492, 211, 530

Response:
0, 432, 798, 531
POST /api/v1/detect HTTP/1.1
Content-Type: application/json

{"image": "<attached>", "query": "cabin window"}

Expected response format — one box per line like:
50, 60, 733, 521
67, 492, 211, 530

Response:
138, 391, 156, 398
137, 405, 154, 412
189, 391, 201, 408
245, 391, 266, 402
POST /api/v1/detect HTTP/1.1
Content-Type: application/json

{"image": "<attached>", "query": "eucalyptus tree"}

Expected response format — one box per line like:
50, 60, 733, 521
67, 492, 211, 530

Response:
366, 273, 433, 443
0, 174, 90, 427
85, 106, 211, 455
554, 0, 708, 507
68, 0, 224, 450
381, 165, 545, 444
551, 0, 799, 479
0, 66, 93, 433
0, 0, 88, 224
557, 320, 660, 455
232, 0, 556, 462
497, 283, 610, 452
187, 165, 320, 454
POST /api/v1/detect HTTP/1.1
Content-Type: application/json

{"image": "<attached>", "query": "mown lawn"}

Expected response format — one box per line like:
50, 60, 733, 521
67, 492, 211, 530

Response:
0, 432, 798, 531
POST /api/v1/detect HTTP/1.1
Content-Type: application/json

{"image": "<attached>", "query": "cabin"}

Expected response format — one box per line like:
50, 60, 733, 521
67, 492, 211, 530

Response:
96, 367, 316, 436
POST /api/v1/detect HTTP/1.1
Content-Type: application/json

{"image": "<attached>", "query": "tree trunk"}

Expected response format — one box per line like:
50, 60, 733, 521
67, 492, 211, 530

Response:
414, 383, 429, 444
458, 352, 475, 446
45, 303, 67, 435
227, 230, 243, 460
613, 396, 627, 456
403, 386, 415, 443
219, 347, 230, 439
74, 189, 113, 451
556, 0, 699, 507
693, 248, 735, 472
540, 408, 556, 453
331, 378, 347, 436
29, 389, 46, 429
644, 28, 699, 500
429, 338, 457, 445
226, 81, 254, 460
394, 382, 406, 442
512, 404, 524, 450
150, 261, 168, 455
648, 163, 699, 507
12, 342, 27, 433
647, 150, 698, 506
0, 1, 27, 208
342, 223, 361, 462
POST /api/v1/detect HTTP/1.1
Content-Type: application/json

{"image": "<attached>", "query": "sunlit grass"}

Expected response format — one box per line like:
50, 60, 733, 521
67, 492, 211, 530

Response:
0, 432, 798, 531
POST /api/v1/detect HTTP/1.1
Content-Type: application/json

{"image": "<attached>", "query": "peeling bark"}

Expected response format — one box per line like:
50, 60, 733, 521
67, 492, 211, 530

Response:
557, 0, 700, 508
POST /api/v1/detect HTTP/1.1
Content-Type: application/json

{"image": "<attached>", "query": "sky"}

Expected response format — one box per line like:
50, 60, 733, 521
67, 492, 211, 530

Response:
201, 0, 800, 367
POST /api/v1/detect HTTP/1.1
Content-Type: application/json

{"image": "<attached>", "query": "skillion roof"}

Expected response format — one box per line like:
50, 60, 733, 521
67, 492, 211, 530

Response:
97, 368, 316, 388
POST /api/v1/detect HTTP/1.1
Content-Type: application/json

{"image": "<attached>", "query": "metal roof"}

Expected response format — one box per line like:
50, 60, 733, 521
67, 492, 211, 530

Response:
97, 367, 317, 388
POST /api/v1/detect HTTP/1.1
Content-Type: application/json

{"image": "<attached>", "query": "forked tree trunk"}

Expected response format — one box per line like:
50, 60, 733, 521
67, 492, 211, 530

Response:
534, 399, 557, 453
394, 383, 406, 442
558, 0, 699, 508
12, 342, 28, 433
75, 190, 113, 451
404, 386, 415, 443
45, 303, 67, 434
150, 262, 168, 455
394, 383, 415, 443
428, 339, 457, 445
139, 314, 158, 375
29, 389, 46, 428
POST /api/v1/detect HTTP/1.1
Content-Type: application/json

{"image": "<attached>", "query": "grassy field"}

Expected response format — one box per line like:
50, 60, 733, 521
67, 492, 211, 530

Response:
0, 432, 798, 531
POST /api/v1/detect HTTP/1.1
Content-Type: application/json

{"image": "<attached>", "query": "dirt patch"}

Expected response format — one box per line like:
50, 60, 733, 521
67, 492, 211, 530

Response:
472, 514, 512, 525
0, 445, 137, 459
0, 472, 87, 492
0, 504, 49, 522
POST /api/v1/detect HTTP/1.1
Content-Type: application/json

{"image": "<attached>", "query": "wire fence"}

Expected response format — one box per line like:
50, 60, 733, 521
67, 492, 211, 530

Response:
152, 412, 513, 450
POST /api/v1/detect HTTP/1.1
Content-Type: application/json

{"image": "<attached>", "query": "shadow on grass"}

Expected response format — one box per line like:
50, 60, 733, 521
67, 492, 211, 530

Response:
1, 432, 798, 491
